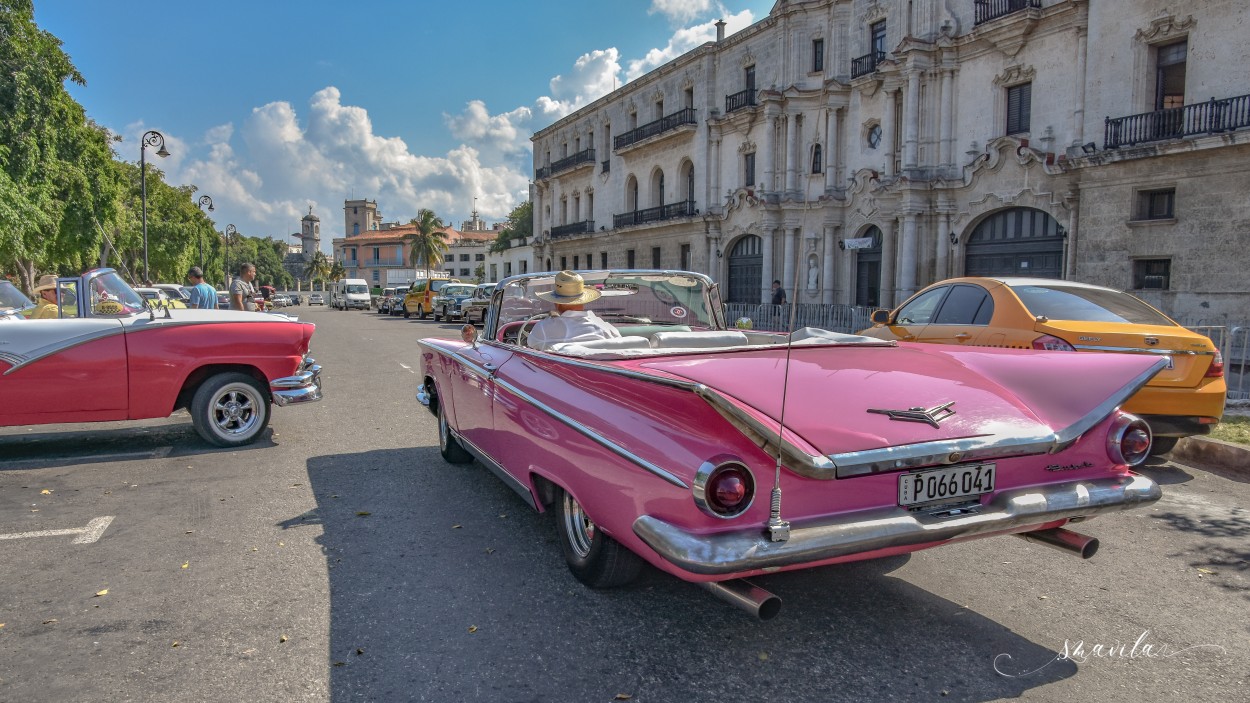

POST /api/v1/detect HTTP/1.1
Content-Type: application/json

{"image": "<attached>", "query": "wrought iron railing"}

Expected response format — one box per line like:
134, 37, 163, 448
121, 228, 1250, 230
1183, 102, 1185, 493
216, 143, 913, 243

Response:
612, 200, 696, 229
535, 165, 552, 180
613, 109, 697, 150
552, 148, 596, 174
723, 303, 878, 335
850, 50, 886, 79
725, 89, 757, 114
974, 0, 1041, 26
550, 220, 595, 239
1105, 94, 1250, 149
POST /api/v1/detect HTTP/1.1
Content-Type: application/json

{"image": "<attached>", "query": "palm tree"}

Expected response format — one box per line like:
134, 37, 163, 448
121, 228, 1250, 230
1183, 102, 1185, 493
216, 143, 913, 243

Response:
328, 259, 346, 281
303, 250, 331, 288
405, 208, 450, 275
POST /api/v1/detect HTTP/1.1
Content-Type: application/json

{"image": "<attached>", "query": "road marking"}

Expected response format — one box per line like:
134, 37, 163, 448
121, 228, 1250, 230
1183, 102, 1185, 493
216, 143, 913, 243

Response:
398, 363, 414, 373
0, 516, 114, 544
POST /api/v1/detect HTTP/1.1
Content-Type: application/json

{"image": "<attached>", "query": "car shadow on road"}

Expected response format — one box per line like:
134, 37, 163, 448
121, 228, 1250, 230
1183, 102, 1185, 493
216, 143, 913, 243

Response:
0, 421, 276, 471
290, 447, 1075, 702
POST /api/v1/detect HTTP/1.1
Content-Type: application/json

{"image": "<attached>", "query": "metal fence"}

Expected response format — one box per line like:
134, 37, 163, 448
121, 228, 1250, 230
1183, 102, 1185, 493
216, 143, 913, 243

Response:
724, 303, 878, 335
1184, 324, 1250, 402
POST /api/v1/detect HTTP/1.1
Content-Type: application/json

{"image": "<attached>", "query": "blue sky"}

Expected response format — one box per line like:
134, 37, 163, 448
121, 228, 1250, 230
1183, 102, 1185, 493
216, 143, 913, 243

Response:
34, 0, 772, 251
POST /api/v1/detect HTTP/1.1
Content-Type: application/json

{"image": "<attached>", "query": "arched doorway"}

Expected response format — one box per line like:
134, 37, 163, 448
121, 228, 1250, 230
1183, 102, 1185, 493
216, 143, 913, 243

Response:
727, 235, 762, 303
964, 207, 1064, 279
855, 226, 883, 307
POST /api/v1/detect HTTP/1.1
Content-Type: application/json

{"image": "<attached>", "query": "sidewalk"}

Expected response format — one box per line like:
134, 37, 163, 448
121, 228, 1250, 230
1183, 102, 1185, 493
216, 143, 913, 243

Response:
1170, 435, 1250, 476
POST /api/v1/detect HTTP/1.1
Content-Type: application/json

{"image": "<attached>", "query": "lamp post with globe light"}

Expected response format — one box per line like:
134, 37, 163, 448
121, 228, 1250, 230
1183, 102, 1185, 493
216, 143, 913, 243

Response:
224, 224, 237, 291
140, 130, 170, 284
195, 195, 214, 271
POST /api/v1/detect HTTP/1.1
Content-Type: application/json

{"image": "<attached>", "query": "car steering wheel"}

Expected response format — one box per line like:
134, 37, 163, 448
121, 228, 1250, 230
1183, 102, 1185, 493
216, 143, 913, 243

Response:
515, 313, 549, 349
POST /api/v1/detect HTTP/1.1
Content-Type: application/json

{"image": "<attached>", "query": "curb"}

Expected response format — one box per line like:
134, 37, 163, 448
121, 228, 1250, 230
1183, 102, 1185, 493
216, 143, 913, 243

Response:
1169, 436, 1250, 476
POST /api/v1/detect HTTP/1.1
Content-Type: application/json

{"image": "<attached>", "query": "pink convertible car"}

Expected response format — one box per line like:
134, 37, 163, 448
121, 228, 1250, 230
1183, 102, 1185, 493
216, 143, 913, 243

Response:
418, 270, 1163, 619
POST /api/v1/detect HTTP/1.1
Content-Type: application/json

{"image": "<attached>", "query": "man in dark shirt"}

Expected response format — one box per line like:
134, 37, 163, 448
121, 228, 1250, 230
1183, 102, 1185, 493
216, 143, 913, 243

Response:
771, 279, 787, 305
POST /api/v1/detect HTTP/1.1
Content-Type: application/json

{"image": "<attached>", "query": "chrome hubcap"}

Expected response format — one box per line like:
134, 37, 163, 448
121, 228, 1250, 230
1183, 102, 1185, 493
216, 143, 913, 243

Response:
212, 388, 259, 437
562, 492, 595, 559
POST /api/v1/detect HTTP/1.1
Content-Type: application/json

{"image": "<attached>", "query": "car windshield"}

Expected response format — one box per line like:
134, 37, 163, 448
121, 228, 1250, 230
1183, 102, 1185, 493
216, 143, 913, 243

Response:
1011, 284, 1176, 325
87, 270, 148, 316
442, 285, 476, 297
0, 280, 35, 314
347, 284, 368, 294
496, 271, 719, 330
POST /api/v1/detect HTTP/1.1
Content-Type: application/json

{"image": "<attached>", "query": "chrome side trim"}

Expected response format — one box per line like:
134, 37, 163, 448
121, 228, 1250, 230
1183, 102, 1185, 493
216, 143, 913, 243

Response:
634, 473, 1161, 576
2, 325, 126, 375
1072, 345, 1212, 355
451, 430, 539, 511
422, 342, 689, 489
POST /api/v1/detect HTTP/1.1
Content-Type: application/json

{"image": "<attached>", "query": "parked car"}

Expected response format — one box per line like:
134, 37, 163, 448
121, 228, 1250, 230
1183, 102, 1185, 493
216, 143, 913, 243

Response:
403, 276, 459, 319
0, 279, 35, 320
216, 290, 229, 310
418, 270, 1164, 619
1, 268, 322, 447
152, 283, 191, 306
430, 283, 478, 322
309, 293, 325, 305
461, 283, 496, 326
857, 277, 1225, 454
135, 286, 186, 310
376, 287, 398, 314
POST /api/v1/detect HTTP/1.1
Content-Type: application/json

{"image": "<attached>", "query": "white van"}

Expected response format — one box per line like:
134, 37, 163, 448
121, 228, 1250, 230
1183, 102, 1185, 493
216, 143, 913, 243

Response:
331, 278, 370, 310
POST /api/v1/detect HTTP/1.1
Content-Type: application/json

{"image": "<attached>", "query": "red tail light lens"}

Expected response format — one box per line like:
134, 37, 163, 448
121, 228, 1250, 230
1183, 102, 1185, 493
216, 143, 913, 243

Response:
1107, 412, 1152, 467
695, 460, 756, 518
1205, 350, 1224, 378
1032, 334, 1075, 352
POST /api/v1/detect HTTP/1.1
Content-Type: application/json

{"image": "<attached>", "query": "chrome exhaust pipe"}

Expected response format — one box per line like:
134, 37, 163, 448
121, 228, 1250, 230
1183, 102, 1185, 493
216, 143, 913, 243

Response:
699, 579, 782, 620
1016, 527, 1100, 559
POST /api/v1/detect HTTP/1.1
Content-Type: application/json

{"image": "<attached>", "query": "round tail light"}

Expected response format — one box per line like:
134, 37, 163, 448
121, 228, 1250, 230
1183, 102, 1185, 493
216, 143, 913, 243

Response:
694, 460, 756, 518
1107, 412, 1152, 467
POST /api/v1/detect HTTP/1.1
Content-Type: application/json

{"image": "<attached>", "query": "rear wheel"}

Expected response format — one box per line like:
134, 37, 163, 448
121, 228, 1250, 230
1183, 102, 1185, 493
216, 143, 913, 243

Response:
555, 487, 642, 588
437, 400, 473, 464
433, 306, 442, 322
1149, 436, 1179, 456
191, 373, 271, 447
403, 308, 411, 319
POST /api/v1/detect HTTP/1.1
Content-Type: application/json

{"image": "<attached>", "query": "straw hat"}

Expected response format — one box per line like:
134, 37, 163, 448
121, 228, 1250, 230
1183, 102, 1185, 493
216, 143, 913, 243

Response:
33, 274, 59, 294
534, 271, 601, 305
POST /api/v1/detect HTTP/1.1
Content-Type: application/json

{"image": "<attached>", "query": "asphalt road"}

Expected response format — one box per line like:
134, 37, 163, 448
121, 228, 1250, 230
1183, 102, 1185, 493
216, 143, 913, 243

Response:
0, 305, 1246, 703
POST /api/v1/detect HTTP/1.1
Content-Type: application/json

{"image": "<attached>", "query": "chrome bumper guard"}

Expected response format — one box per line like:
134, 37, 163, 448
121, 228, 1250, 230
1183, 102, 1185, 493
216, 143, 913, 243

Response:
271, 356, 323, 407
633, 474, 1161, 576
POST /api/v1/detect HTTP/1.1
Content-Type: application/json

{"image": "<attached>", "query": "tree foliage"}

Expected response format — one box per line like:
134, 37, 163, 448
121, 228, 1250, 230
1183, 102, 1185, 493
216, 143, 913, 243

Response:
406, 208, 449, 271
489, 200, 533, 253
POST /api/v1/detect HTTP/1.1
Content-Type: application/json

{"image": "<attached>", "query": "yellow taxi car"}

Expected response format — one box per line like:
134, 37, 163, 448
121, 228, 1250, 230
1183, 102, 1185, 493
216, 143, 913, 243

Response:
402, 276, 459, 319
858, 277, 1225, 454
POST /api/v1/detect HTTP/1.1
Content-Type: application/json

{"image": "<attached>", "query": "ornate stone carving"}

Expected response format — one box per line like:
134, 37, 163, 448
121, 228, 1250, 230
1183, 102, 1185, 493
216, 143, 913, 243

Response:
1135, 14, 1195, 43
861, 2, 887, 25
650, 89, 665, 104
741, 51, 756, 68
992, 64, 1035, 87
724, 188, 760, 215
681, 73, 695, 91
738, 140, 757, 154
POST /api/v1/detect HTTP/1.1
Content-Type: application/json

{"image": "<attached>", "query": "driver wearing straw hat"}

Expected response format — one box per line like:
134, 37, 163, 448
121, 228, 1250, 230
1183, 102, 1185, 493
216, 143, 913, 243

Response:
527, 271, 621, 351
28, 274, 62, 320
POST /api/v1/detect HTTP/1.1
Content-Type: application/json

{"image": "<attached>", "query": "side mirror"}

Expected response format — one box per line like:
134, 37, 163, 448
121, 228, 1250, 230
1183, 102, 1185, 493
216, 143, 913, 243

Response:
870, 309, 891, 325
461, 323, 479, 347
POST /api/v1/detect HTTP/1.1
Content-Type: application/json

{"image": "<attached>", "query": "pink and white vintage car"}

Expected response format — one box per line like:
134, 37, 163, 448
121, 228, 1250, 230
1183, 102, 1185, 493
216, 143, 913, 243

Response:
0, 268, 321, 447
418, 270, 1164, 619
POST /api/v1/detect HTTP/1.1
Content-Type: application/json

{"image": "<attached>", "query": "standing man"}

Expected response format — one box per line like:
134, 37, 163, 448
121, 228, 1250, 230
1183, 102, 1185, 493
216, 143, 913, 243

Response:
771, 279, 787, 305
185, 267, 218, 309
230, 263, 258, 311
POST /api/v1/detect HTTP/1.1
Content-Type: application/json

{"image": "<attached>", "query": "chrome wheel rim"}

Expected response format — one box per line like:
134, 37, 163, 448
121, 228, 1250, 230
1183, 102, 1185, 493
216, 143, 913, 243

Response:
212, 384, 261, 438
438, 407, 449, 450
561, 492, 595, 559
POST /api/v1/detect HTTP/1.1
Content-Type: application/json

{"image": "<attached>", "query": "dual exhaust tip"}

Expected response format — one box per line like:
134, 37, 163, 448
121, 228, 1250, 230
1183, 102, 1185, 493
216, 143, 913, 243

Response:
699, 526, 1098, 620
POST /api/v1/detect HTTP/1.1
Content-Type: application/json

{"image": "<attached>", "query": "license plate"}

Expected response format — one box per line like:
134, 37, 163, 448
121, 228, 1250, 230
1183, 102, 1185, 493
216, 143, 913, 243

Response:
898, 463, 996, 506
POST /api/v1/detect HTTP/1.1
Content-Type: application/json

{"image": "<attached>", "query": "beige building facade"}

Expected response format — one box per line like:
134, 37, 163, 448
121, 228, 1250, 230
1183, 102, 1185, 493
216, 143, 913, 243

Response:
531, 0, 1250, 321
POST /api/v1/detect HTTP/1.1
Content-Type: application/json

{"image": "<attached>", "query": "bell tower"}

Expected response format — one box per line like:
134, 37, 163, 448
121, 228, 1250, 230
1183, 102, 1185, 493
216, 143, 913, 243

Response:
301, 206, 321, 261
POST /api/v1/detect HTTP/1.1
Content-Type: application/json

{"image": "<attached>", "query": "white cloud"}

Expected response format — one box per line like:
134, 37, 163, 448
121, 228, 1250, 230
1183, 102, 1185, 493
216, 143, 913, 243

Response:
626, 9, 756, 81
649, 0, 714, 24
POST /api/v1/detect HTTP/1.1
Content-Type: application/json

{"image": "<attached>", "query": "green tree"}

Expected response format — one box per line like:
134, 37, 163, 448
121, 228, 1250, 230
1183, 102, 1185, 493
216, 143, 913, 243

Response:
489, 200, 532, 253
405, 208, 449, 272
303, 249, 330, 287
328, 259, 346, 281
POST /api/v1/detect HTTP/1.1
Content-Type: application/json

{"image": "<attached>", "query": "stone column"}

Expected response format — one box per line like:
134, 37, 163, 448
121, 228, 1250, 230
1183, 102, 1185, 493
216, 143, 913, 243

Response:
711, 136, 722, 207
882, 89, 897, 178
899, 213, 918, 299
903, 71, 920, 170
822, 225, 837, 304
761, 114, 776, 194
1072, 28, 1088, 147
880, 218, 897, 307
785, 114, 799, 194
761, 227, 775, 303
825, 108, 840, 191
707, 221, 722, 279
940, 69, 954, 170
936, 212, 950, 281
783, 226, 797, 298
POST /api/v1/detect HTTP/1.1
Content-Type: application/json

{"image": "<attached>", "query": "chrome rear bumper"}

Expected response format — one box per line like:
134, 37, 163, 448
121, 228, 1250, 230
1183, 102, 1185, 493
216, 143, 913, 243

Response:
271, 357, 323, 407
633, 474, 1161, 576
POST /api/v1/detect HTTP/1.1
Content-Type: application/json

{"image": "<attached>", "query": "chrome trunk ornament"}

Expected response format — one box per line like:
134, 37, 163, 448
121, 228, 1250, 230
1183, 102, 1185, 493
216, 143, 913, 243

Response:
868, 401, 956, 429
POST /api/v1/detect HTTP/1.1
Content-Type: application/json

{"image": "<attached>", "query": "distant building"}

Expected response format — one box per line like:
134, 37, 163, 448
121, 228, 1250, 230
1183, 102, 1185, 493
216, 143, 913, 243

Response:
283, 207, 322, 283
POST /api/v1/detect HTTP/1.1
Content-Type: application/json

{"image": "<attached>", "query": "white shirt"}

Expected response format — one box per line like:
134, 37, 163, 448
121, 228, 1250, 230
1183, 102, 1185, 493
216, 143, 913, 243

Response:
527, 310, 621, 350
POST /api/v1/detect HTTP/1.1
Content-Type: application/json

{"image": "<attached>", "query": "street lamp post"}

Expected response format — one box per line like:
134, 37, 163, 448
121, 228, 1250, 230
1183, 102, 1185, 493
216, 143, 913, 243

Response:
224, 224, 237, 290
140, 130, 170, 285
196, 195, 214, 271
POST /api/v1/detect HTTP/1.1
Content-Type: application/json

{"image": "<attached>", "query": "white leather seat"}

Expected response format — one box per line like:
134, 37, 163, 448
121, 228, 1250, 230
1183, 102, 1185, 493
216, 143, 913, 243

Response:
649, 330, 749, 349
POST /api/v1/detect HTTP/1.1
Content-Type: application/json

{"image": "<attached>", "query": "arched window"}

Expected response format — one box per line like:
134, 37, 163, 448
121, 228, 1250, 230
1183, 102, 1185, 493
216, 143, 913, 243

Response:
653, 170, 666, 207
682, 161, 695, 203
625, 176, 640, 211
811, 144, 823, 174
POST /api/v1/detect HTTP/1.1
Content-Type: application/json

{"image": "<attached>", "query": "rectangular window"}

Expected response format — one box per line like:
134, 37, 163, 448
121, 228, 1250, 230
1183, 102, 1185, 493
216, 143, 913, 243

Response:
656, 100, 664, 120
372, 270, 379, 282
573, 255, 580, 269
520, 260, 527, 273
1006, 83, 1032, 135
560, 256, 567, 270
812, 38, 825, 72
475, 253, 485, 261
744, 152, 756, 187
460, 268, 470, 277
651, 247, 662, 269
680, 244, 691, 270
505, 262, 512, 277
460, 254, 470, 262
1137, 188, 1176, 220
745, 65, 756, 91
372, 247, 379, 261
1156, 40, 1187, 110
627, 249, 636, 268
490, 264, 498, 281
871, 21, 887, 54
684, 87, 694, 109
601, 252, 608, 268
1133, 259, 1171, 290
